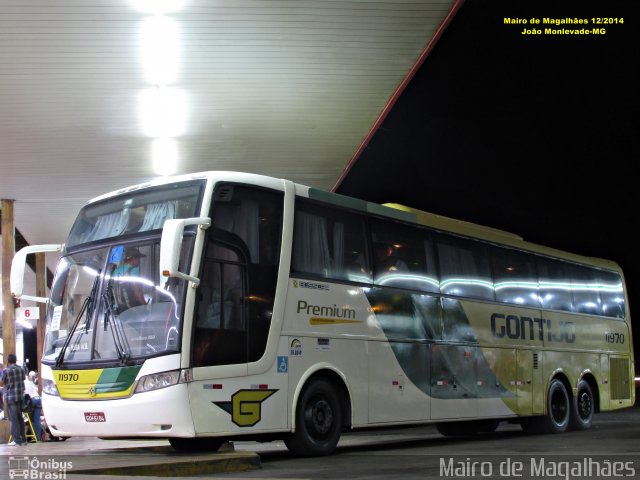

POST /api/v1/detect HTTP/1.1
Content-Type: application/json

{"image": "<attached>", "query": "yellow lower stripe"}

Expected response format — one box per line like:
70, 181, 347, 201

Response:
310, 317, 361, 325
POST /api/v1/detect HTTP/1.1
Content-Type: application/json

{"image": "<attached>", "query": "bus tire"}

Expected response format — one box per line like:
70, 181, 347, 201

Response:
169, 437, 223, 452
569, 379, 594, 430
530, 378, 571, 433
284, 378, 343, 456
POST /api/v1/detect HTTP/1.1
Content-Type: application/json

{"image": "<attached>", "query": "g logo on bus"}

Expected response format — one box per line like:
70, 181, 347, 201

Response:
88, 386, 97, 397
214, 389, 278, 427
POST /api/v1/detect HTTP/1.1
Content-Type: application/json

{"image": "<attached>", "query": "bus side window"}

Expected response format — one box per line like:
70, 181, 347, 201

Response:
436, 233, 495, 302
370, 219, 438, 293
291, 199, 370, 284
569, 264, 601, 315
598, 269, 625, 319
491, 246, 539, 308
537, 257, 574, 313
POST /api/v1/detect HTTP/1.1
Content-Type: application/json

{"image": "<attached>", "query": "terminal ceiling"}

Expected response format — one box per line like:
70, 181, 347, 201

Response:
0, 0, 459, 280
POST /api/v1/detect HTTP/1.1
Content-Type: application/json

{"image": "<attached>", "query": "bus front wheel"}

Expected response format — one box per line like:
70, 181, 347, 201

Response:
569, 379, 594, 430
284, 378, 343, 457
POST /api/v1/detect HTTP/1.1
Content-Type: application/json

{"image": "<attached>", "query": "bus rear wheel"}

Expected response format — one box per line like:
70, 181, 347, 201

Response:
284, 378, 343, 456
569, 379, 594, 430
169, 437, 223, 452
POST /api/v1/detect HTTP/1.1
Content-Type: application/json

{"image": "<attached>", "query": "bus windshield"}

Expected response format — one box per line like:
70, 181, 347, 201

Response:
43, 180, 204, 366
44, 241, 191, 365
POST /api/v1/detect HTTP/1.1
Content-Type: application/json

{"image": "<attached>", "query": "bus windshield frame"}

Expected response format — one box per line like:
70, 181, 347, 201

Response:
42, 180, 205, 367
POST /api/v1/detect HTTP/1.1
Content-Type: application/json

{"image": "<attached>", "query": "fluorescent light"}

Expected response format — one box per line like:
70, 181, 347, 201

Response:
152, 137, 178, 176
140, 15, 180, 86
139, 87, 187, 137
131, 0, 185, 14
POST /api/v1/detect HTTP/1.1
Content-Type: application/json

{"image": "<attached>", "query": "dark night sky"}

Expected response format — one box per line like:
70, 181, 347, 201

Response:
336, 0, 640, 363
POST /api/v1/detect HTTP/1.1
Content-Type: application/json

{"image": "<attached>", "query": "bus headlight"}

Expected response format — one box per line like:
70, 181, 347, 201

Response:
42, 378, 60, 397
134, 370, 180, 393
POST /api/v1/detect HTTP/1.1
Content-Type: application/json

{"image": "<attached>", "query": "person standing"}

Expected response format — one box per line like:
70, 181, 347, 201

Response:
0, 354, 27, 446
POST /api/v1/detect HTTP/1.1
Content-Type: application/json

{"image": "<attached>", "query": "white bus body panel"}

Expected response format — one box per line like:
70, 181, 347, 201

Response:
188, 363, 289, 436
282, 278, 516, 426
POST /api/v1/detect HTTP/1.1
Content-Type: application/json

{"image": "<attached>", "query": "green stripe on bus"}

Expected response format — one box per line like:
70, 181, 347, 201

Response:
96, 365, 142, 393
307, 188, 369, 212
307, 187, 419, 224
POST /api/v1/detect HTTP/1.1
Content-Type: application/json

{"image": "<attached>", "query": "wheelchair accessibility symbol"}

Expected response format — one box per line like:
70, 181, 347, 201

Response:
277, 356, 288, 373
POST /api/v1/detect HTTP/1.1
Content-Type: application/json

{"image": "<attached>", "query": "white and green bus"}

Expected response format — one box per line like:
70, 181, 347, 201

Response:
11, 171, 635, 455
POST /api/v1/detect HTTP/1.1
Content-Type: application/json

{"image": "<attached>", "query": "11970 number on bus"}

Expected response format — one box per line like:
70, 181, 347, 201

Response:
605, 332, 625, 344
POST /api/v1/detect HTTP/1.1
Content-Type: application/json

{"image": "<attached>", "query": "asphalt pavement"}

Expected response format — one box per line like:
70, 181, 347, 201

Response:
0, 400, 638, 480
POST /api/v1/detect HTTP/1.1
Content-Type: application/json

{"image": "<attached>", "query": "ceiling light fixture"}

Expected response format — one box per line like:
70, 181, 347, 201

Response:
131, 0, 185, 15
133, 0, 186, 177
140, 15, 180, 86
152, 137, 179, 176
139, 87, 187, 138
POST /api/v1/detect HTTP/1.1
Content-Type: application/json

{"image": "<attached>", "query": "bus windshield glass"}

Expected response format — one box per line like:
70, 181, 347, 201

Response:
66, 181, 204, 248
43, 180, 203, 365
43, 240, 192, 365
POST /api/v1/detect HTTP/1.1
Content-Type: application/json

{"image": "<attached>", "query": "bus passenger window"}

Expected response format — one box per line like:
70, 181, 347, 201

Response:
370, 219, 438, 293
491, 247, 539, 308
569, 264, 601, 315
374, 243, 408, 273
537, 258, 574, 313
597, 269, 625, 319
292, 199, 370, 284
436, 234, 494, 301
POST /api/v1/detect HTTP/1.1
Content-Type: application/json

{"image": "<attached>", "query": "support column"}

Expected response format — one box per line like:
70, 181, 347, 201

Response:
36, 252, 46, 395
1, 199, 16, 363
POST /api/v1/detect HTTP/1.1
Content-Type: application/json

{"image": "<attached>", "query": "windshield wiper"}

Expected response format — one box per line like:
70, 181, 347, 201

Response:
102, 271, 131, 364
56, 269, 101, 367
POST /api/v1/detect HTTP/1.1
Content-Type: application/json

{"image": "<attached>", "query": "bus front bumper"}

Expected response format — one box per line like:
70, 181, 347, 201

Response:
42, 383, 195, 438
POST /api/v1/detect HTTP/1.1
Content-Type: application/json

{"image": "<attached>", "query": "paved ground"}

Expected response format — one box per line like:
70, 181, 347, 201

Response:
0, 401, 638, 480
216, 403, 640, 480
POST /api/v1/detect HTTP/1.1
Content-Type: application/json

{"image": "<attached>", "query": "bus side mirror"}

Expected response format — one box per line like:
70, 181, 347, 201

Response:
11, 244, 64, 303
160, 217, 210, 286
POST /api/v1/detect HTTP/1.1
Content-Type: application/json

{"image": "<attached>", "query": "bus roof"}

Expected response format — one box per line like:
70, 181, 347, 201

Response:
83, 171, 621, 273
85, 171, 284, 205
305, 185, 622, 273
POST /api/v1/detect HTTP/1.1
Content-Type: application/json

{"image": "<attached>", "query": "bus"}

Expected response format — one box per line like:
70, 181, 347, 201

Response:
11, 171, 635, 456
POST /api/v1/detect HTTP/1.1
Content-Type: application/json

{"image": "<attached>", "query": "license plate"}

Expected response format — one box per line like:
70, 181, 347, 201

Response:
84, 412, 106, 422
